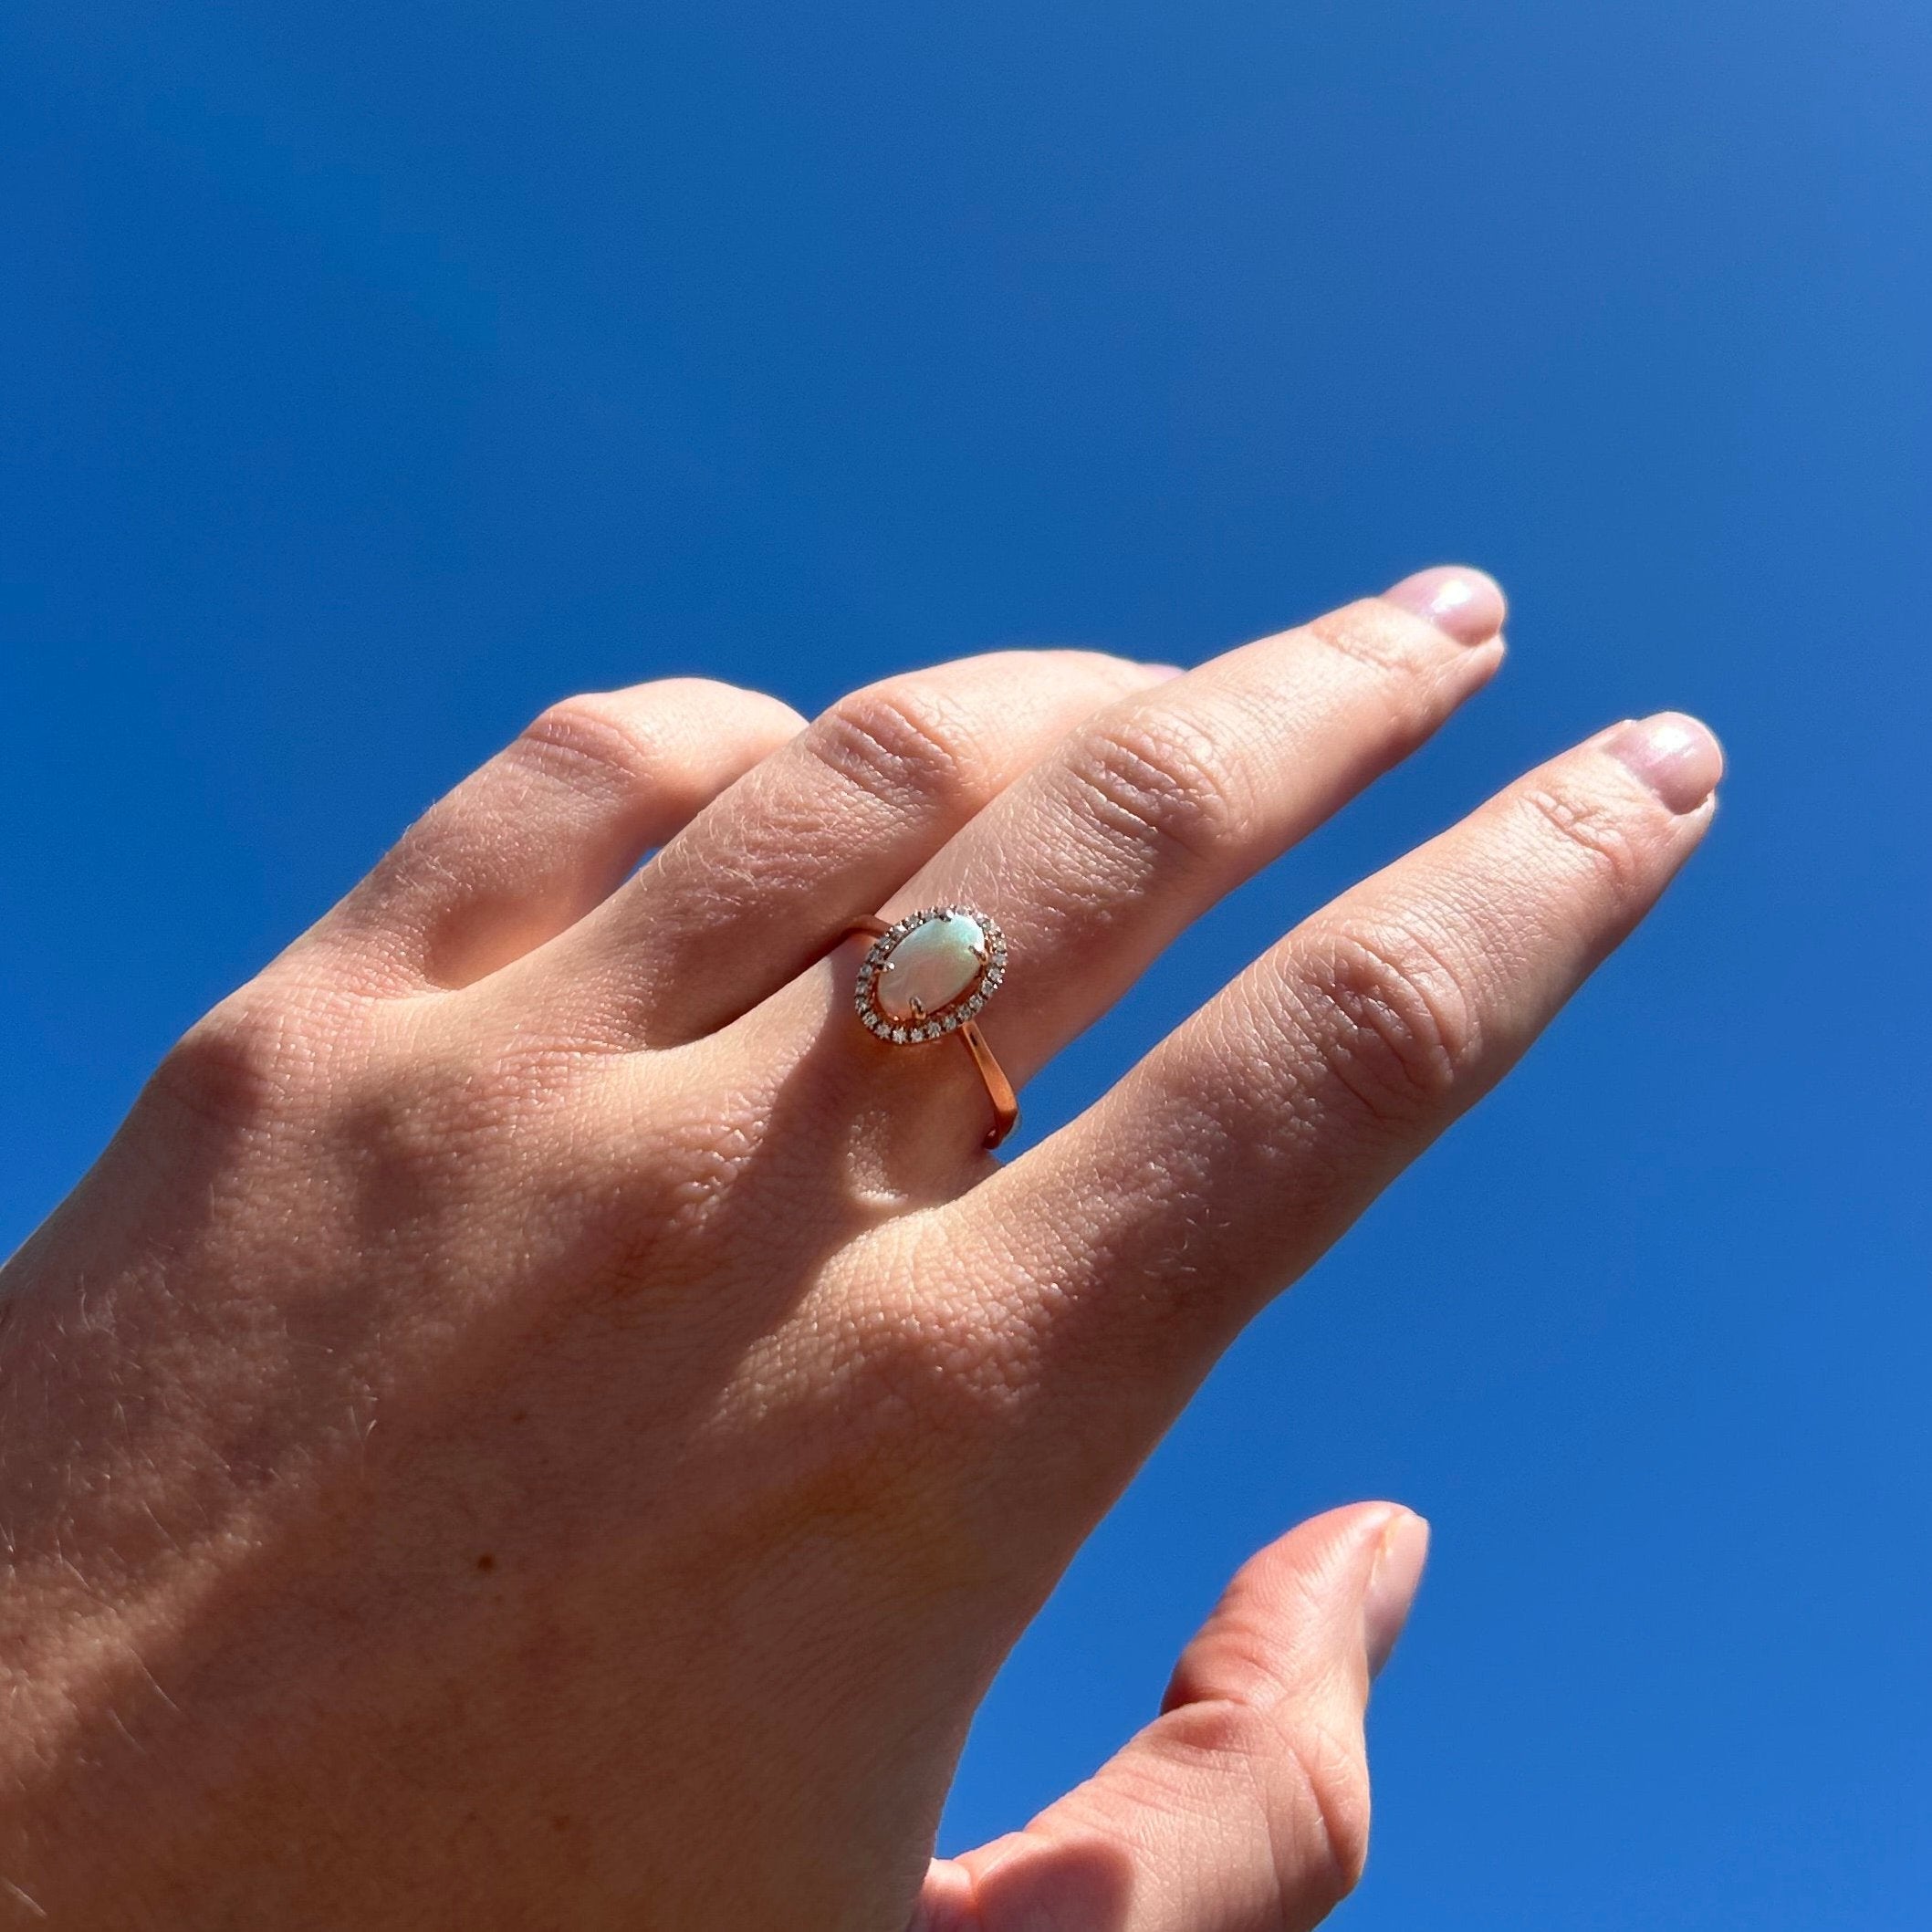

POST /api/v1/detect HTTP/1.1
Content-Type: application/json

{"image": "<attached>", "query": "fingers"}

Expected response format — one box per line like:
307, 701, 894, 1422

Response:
959, 713, 1722, 1427
917, 1505, 1427, 1932
532, 650, 1175, 1045
303, 679, 805, 994
874, 569, 1508, 1099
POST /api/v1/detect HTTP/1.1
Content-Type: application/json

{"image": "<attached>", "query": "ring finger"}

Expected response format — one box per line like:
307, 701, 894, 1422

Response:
521, 648, 1179, 1046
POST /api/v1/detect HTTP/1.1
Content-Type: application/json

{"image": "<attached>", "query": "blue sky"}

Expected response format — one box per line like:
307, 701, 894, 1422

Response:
3, 3, 1927, 1924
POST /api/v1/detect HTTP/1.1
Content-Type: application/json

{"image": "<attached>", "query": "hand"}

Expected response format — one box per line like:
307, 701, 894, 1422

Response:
0, 569, 1719, 1928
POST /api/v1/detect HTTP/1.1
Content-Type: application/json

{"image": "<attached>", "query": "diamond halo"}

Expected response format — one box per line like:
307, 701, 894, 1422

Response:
853, 905, 1008, 1043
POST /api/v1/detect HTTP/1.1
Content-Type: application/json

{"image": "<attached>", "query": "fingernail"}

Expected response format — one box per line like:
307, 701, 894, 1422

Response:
1143, 662, 1187, 683
1363, 1509, 1431, 1678
1601, 712, 1725, 813
1382, 566, 1507, 646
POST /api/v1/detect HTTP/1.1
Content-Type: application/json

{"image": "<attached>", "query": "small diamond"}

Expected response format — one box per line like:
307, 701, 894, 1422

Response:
890, 1026, 909, 1043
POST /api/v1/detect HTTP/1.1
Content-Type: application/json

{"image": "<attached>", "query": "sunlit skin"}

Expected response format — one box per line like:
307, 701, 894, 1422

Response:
0, 569, 1720, 1928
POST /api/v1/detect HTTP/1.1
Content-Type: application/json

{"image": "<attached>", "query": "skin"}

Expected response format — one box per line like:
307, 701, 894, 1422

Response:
0, 567, 1721, 1929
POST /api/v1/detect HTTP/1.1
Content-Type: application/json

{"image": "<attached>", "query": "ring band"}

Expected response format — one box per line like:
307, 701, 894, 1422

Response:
847, 906, 1018, 1150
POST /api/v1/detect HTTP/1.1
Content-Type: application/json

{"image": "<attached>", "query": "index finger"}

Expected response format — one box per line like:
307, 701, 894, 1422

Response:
903, 714, 1722, 1514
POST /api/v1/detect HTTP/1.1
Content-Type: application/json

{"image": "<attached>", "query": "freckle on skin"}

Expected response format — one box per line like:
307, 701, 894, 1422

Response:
475, 1553, 495, 1572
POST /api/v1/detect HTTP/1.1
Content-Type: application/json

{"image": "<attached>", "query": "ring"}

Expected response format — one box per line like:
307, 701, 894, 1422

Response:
847, 906, 1018, 1150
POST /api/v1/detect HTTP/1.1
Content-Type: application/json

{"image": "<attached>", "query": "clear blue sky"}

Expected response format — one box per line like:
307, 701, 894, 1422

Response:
3, 3, 1927, 1925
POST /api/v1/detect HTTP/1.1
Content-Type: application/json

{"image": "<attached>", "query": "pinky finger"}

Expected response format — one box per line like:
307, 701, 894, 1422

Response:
295, 677, 804, 995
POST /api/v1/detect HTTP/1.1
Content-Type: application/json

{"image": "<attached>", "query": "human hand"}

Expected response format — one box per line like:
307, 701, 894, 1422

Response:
0, 569, 1719, 1927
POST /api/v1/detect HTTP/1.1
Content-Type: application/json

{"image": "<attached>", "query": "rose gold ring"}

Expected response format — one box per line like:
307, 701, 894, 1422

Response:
846, 907, 1018, 1150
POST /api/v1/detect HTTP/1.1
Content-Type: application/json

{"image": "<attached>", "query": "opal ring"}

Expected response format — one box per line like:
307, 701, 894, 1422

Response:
848, 906, 1018, 1150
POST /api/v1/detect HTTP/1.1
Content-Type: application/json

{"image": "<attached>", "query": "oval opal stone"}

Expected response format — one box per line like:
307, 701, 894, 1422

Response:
875, 912, 987, 1021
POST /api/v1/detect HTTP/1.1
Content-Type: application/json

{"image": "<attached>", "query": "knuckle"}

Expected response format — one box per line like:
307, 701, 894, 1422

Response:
668, 1313, 1007, 1578
613, 1102, 772, 1250
799, 1248, 1037, 1485
515, 691, 674, 802
841, 1299, 1028, 1459
809, 680, 987, 819
642, 676, 805, 747
1303, 600, 1457, 734
642, 674, 774, 713
1275, 1715, 1373, 1909
1158, 1699, 1372, 1914
1518, 781, 1652, 906
368, 1044, 565, 1207
1059, 712, 1245, 868
1288, 923, 1478, 1132
1306, 598, 1436, 677
150, 985, 346, 1135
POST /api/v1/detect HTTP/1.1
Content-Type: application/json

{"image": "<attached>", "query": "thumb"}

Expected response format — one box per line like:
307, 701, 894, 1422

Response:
916, 1503, 1429, 1932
